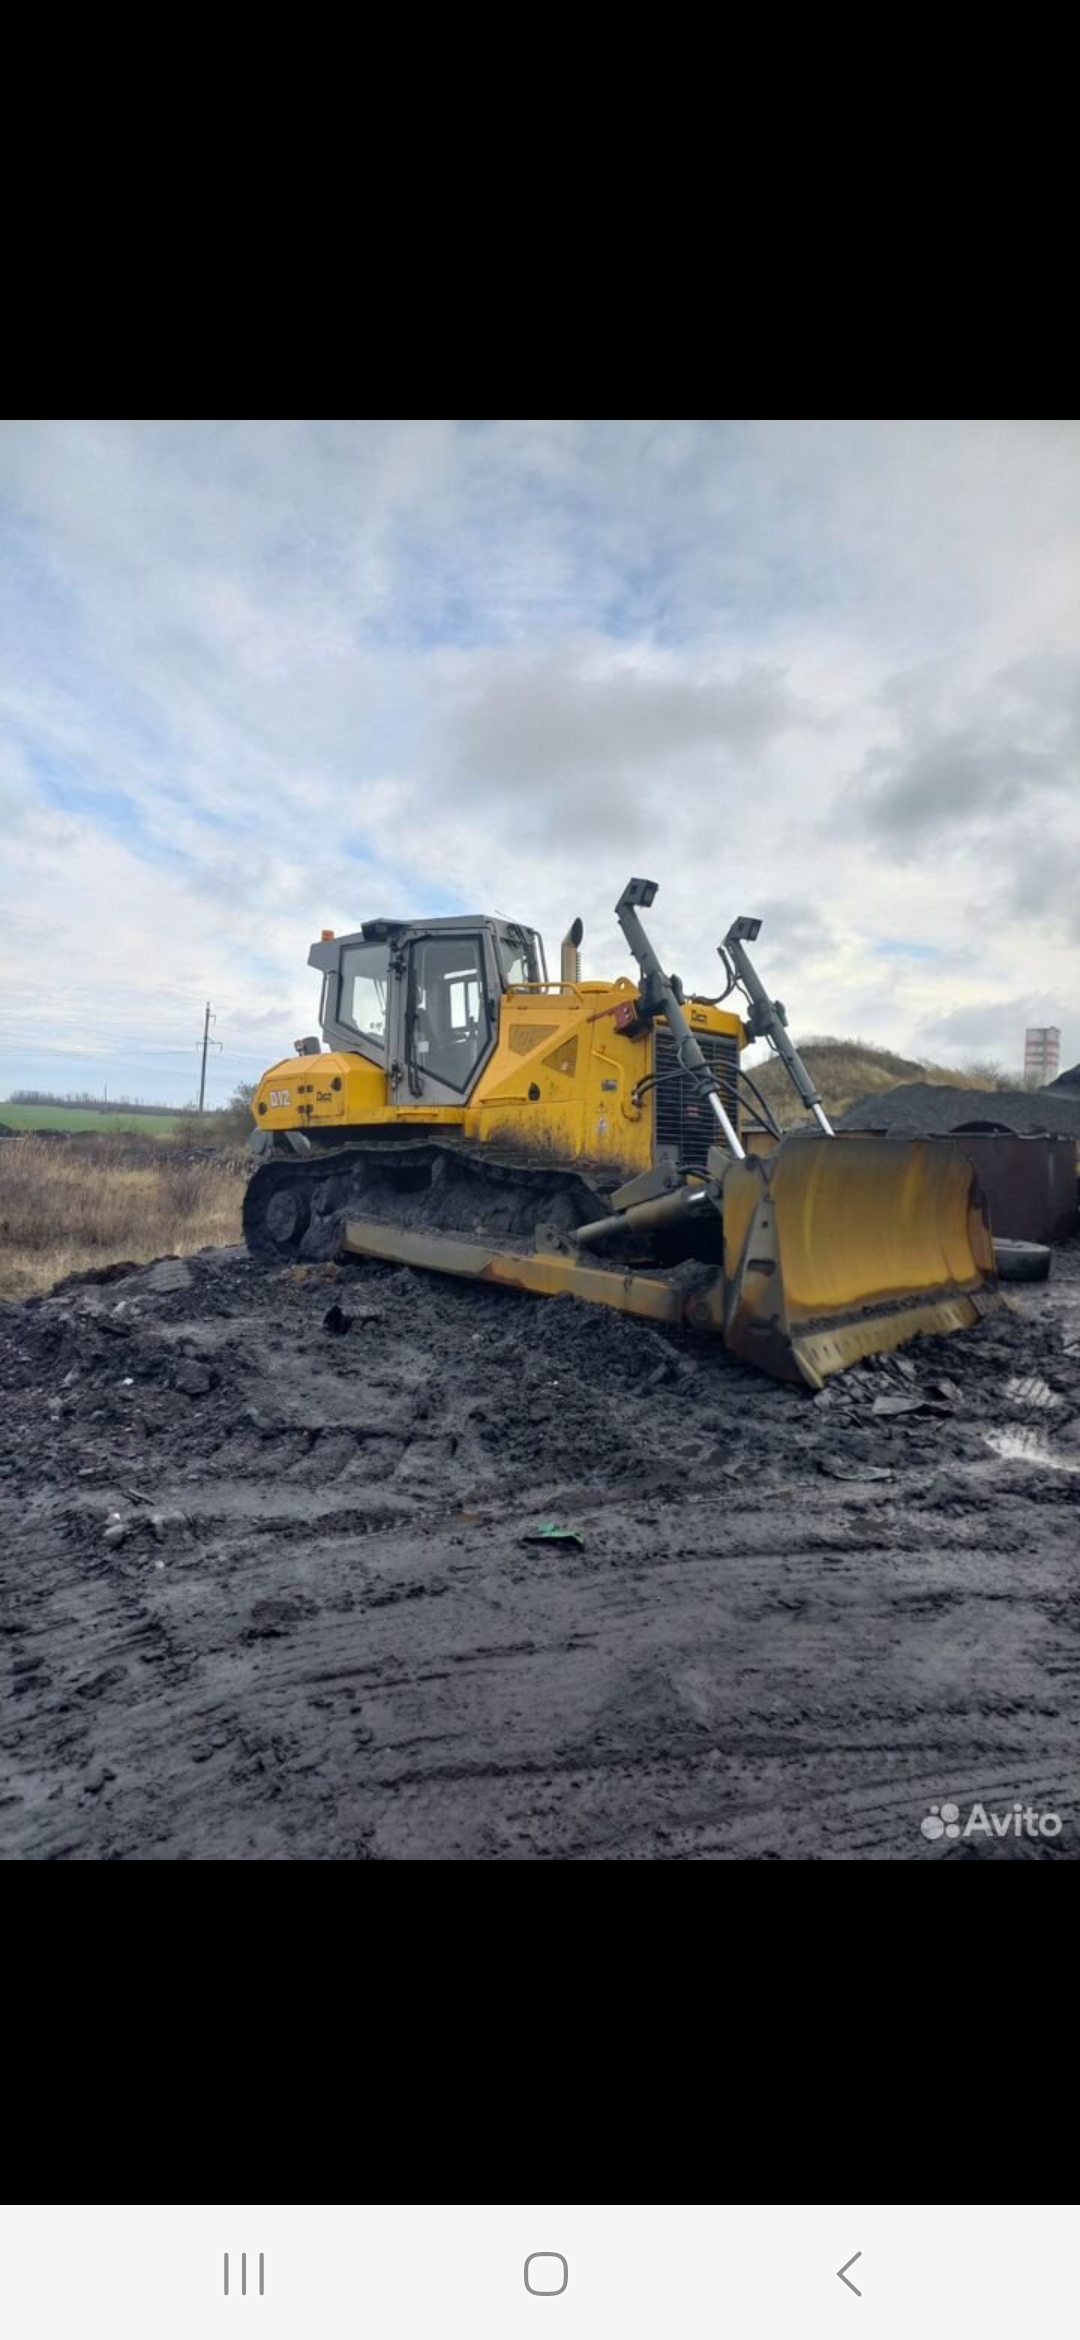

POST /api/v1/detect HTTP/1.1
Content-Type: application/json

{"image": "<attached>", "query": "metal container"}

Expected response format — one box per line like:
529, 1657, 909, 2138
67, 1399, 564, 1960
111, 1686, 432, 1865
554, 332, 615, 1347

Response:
839, 1131, 1078, 1244
947, 1132, 1078, 1243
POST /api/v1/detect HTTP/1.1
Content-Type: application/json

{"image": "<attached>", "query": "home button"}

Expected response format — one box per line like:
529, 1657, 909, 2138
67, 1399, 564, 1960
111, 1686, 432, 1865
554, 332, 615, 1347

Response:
525, 2254, 569, 2296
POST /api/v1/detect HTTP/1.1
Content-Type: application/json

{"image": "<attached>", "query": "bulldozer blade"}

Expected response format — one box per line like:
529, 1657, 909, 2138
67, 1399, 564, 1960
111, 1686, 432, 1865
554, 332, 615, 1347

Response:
343, 1136, 997, 1391
705, 1135, 999, 1389
343, 1218, 696, 1324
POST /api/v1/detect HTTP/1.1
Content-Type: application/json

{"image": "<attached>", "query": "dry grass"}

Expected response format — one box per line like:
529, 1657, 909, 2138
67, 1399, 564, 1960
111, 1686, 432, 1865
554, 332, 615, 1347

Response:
0, 1137, 247, 1301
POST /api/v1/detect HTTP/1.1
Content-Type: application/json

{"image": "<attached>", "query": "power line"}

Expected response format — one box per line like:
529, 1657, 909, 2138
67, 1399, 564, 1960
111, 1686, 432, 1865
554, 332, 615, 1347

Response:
196, 1001, 223, 1112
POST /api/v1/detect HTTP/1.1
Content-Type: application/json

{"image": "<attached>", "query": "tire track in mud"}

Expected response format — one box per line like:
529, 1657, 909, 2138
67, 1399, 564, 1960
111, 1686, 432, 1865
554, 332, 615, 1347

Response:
2, 1244, 1079, 1858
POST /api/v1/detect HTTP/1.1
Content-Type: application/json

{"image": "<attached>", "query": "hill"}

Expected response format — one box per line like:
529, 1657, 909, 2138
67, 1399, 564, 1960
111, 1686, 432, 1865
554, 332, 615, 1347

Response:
744, 1039, 1012, 1129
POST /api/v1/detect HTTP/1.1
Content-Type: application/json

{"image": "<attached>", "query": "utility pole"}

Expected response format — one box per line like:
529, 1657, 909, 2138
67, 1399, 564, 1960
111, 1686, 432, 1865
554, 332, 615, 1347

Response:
196, 1001, 223, 1113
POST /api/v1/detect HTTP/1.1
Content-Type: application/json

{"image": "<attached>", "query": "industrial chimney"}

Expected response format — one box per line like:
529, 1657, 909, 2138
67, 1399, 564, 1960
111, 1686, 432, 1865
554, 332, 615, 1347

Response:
1024, 1026, 1061, 1086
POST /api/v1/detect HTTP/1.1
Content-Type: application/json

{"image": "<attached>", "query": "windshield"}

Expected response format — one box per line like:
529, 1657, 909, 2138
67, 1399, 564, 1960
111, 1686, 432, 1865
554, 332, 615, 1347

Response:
338, 940, 390, 1044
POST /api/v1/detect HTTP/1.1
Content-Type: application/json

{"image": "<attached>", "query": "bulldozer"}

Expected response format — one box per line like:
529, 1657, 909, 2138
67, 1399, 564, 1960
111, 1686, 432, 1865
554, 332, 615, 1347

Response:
243, 878, 998, 1387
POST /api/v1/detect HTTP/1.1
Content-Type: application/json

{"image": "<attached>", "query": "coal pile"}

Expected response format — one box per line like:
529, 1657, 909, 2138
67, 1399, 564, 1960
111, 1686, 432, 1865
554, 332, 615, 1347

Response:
837, 1081, 1080, 1138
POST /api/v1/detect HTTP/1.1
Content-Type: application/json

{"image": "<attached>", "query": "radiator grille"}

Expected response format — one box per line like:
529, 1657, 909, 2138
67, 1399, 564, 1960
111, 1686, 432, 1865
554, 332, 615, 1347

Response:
653, 1025, 740, 1169
543, 1035, 579, 1078
508, 1021, 559, 1055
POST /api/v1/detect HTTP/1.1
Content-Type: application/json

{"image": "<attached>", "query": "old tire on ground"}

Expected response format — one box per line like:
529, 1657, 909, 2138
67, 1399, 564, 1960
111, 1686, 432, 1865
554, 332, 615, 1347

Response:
993, 1238, 1052, 1283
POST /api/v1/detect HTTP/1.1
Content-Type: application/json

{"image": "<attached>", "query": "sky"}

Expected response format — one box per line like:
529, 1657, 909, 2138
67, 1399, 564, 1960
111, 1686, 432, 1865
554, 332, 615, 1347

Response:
1, 418, 1078, 1107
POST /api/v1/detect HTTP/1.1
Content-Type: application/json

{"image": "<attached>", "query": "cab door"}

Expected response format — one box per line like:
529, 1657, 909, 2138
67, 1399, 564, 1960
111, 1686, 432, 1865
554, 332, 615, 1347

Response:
389, 929, 500, 1106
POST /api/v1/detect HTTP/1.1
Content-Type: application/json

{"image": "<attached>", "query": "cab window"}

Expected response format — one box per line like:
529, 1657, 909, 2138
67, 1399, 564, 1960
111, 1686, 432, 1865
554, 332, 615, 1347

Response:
339, 941, 389, 1044
497, 930, 539, 987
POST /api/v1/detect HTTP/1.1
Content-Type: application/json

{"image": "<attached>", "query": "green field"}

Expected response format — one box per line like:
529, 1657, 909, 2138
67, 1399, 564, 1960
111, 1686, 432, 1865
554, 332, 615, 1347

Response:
0, 1104, 184, 1137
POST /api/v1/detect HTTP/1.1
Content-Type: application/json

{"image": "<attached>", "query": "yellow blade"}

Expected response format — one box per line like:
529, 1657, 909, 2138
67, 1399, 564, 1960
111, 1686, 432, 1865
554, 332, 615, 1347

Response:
716, 1135, 998, 1388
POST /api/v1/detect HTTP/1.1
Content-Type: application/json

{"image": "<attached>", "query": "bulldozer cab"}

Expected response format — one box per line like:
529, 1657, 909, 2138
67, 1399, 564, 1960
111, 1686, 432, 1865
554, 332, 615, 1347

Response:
308, 916, 545, 1106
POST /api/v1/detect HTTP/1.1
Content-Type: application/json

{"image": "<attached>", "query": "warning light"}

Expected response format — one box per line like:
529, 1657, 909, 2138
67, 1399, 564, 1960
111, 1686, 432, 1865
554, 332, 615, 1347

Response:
321, 929, 335, 941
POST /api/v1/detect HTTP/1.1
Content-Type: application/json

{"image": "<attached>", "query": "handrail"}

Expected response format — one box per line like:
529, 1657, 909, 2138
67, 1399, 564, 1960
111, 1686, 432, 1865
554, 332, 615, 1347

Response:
505, 981, 586, 998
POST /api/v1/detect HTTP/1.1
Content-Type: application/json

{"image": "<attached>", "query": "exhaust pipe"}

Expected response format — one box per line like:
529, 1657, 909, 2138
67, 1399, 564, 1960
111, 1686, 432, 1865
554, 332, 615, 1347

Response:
561, 917, 583, 983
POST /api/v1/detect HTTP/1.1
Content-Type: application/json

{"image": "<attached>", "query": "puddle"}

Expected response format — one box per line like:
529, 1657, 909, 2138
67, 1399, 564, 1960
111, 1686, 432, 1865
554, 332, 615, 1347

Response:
983, 1427, 1079, 1472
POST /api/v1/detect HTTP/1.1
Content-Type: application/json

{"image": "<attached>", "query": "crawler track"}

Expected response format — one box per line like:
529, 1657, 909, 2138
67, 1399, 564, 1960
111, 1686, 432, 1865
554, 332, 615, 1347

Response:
242, 1140, 621, 1267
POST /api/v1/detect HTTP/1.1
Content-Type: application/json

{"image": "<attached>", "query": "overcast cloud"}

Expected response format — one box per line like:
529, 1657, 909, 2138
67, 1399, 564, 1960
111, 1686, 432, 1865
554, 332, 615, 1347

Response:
1, 419, 1077, 1104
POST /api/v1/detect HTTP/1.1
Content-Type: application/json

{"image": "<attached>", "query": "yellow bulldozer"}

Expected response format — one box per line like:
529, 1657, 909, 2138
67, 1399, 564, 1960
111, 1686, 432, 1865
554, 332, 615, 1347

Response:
243, 878, 998, 1387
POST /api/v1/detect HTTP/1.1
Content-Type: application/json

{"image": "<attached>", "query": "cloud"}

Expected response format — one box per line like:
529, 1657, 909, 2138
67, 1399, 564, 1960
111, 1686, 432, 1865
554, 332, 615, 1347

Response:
425, 641, 817, 852
997, 832, 1080, 945
921, 999, 1034, 1050
1, 421, 1078, 1099
850, 654, 1080, 850
919, 992, 1069, 1068
748, 899, 835, 957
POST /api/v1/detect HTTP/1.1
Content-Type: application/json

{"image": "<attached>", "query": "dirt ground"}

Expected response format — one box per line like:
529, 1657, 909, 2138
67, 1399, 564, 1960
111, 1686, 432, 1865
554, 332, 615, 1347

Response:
2, 1240, 1079, 1860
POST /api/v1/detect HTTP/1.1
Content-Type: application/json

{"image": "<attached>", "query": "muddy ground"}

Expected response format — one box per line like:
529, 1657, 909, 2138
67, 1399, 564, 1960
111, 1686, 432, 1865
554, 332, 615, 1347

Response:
2, 1242, 1079, 1860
